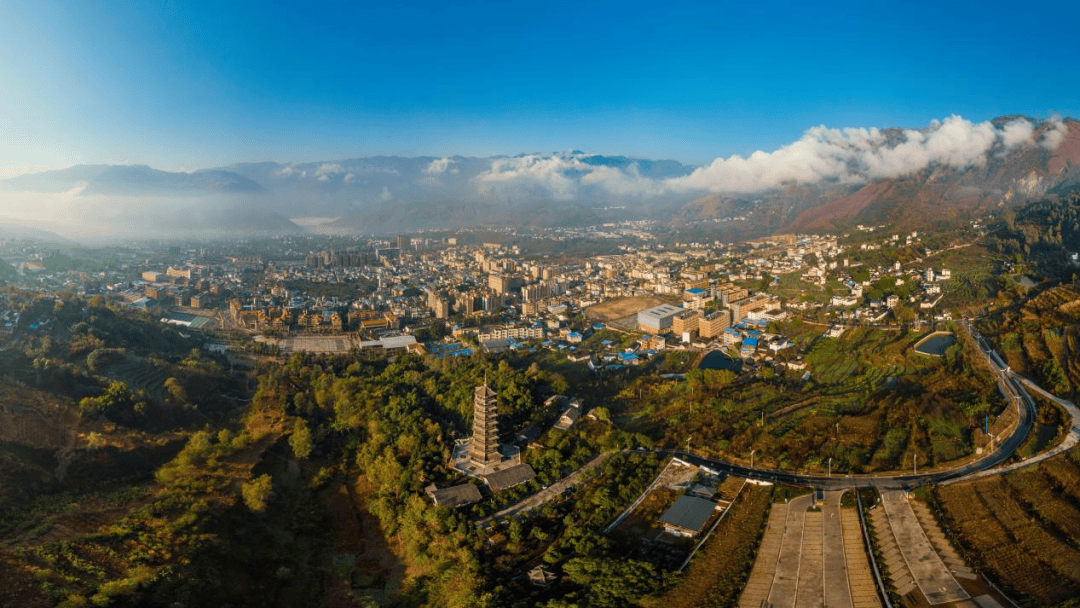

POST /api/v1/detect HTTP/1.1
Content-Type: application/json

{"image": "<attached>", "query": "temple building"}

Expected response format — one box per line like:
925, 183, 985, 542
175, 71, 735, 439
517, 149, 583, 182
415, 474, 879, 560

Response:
449, 378, 535, 491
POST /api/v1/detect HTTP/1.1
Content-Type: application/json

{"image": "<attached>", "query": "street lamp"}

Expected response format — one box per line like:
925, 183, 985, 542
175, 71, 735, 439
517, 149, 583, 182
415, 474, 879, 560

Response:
828, 457, 832, 477
913, 453, 918, 475
750, 449, 756, 469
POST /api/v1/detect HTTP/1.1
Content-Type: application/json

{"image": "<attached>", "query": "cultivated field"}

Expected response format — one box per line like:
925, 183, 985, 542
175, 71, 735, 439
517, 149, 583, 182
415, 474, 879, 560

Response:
935, 449, 1080, 604
98, 355, 171, 404
986, 285, 1080, 393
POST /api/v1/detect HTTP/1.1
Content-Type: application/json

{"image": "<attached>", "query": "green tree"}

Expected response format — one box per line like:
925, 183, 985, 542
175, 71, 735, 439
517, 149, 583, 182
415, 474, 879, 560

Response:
894, 304, 916, 325
563, 557, 661, 607
1041, 357, 1070, 395
164, 377, 187, 404
242, 474, 274, 512
289, 419, 314, 460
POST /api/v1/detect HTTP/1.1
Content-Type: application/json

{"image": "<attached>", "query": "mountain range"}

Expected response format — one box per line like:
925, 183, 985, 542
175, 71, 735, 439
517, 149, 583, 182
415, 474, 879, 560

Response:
2, 116, 1078, 239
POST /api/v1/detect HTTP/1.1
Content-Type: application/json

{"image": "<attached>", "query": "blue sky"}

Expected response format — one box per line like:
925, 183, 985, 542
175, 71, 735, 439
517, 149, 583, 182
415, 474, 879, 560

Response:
1, 0, 1077, 178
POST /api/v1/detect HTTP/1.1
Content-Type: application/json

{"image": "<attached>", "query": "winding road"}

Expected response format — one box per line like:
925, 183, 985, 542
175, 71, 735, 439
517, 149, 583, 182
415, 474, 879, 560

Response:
673, 318, 1080, 491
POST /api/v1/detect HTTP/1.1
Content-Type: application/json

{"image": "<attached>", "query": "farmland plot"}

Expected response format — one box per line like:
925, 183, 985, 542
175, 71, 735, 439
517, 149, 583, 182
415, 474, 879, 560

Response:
936, 452, 1080, 605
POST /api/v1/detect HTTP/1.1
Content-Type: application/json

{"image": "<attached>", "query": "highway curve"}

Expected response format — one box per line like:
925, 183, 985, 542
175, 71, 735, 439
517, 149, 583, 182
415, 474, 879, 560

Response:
668, 319, 1073, 491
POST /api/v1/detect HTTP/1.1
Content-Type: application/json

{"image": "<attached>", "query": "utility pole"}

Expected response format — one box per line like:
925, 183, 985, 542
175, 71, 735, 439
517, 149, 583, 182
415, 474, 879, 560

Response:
828, 457, 832, 477
913, 453, 918, 475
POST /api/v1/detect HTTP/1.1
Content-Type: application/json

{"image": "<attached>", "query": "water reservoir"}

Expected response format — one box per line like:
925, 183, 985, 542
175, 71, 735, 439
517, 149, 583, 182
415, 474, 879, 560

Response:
914, 332, 955, 356
699, 350, 742, 372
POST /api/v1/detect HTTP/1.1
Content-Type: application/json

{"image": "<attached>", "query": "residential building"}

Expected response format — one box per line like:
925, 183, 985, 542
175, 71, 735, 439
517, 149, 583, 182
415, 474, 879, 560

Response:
699, 309, 732, 339
671, 309, 702, 336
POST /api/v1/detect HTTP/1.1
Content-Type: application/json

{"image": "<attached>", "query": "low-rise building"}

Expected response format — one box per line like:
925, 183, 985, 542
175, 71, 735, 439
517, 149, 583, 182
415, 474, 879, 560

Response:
426, 483, 482, 507
658, 495, 717, 537
637, 303, 683, 332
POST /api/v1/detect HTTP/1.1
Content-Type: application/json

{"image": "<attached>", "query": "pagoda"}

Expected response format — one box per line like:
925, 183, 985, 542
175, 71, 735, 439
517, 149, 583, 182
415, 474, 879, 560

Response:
468, 379, 501, 466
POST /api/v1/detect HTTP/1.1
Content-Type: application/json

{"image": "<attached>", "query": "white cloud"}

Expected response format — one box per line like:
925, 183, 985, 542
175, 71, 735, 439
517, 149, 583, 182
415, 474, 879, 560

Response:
380, 186, 392, 201
1038, 116, 1069, 150
999, 119, 1035, 148
315, 163, 344, 177
667, 115, 1045, 193
470, 116, 1055, 200
343, 173, 355, 184
425, 157, 454, 175
475, 155, 584, 200
580, 164, 665, 197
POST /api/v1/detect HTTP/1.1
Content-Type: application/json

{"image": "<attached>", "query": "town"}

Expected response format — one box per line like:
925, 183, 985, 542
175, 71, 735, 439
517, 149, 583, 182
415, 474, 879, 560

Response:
2, 222, 975, 365
5, 207, 1080, 606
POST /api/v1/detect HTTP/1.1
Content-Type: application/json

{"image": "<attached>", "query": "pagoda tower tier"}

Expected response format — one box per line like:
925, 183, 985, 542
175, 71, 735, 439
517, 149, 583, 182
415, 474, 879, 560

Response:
468, 382, 501, 465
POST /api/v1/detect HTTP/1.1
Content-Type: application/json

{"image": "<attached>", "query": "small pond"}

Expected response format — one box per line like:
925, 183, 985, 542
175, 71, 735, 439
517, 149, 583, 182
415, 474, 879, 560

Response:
914, 332, 956, 356
699, 350, 742, 372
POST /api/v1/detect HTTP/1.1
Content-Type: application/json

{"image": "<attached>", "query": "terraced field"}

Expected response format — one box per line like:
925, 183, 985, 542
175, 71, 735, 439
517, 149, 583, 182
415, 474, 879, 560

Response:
989, 285, 1080, 392
98, 355, 170, 404
935, 450, 1080, 604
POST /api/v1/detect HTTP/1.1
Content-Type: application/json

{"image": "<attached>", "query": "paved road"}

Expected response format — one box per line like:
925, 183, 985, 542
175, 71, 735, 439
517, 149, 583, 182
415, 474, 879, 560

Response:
740, 502, 789, 607
879, 490, 969, 604
823, 491, 855, 608
767, 494, 813, 608
841, 508, 882, 608
740, 491, 868, 608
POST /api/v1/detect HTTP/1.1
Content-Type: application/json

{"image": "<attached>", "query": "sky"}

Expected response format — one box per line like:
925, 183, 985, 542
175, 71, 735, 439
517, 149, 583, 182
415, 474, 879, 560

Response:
2, 0, 1078, 179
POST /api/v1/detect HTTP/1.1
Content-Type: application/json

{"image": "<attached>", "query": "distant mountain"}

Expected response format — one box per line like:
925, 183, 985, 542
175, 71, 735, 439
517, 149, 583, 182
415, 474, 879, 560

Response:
0, 165, 112, 193
0, 221, 72, 243
0, 164, 262, 196
3, 117, 1077, 239
80, 165, 263, 196
220, 153, 695, 219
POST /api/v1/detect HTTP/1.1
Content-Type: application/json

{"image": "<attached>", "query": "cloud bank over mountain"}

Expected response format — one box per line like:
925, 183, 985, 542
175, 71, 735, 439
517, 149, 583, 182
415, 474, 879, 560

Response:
212, 115, 1076, 204
0, 114, 1074, 240
666, 115, 1068, 194
305, 115, 1067, 201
